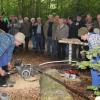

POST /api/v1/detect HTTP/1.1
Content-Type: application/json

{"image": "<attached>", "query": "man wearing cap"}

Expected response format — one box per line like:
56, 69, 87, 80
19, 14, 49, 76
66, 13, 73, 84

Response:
0, 32, 25, 87
78, 27, 100, 86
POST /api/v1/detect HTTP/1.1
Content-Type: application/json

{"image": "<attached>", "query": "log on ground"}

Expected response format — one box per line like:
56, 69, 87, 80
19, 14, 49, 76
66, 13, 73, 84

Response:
40, 69, 73, 100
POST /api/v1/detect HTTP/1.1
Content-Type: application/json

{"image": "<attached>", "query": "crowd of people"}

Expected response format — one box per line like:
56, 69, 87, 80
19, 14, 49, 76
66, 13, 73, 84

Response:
0, 14, 100, 60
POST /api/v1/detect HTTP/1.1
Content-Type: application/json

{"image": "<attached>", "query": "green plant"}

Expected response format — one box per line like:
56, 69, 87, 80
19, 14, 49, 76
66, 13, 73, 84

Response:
77, 47, 100, 96
86, 86, 100, 96
77, 48, 100, 71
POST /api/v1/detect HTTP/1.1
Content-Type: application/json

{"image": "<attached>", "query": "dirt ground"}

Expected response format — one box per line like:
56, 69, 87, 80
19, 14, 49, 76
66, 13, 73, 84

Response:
0, 50, 52, 100
0, 48, 95, 100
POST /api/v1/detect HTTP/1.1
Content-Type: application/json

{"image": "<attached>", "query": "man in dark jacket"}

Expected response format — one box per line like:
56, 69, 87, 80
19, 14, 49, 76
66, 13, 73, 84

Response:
75, 15, 86, 59
68, 17, 78, 59
21, 17, 31, 51
68, 17, 78, 38
35, 17, 44, 54
75, 15, 85, 29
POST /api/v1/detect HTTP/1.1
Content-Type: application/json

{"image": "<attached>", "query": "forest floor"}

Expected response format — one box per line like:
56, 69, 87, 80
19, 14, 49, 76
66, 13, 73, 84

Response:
0, 49, 95, 100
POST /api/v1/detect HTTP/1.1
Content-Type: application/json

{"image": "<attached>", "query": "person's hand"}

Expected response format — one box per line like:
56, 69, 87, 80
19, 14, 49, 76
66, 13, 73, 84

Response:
76, 22, 79, 26
8, 62, 13, 70
0, 67, 6, 76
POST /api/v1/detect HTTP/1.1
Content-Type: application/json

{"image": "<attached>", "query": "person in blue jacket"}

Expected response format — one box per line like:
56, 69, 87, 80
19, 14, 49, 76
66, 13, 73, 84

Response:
78, 27, 100, 86
0, 30, 25, 86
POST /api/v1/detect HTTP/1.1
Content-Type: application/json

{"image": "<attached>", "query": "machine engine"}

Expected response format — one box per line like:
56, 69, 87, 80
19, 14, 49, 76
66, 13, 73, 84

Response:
14, 59, 38, 79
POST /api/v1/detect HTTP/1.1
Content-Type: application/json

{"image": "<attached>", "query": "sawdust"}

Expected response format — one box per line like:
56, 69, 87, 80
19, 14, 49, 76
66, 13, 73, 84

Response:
0, 49, 52, 100
0, 74, 40, 100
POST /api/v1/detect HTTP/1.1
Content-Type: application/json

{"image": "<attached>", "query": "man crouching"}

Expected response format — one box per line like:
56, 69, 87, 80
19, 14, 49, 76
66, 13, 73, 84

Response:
0, 30, 25, 87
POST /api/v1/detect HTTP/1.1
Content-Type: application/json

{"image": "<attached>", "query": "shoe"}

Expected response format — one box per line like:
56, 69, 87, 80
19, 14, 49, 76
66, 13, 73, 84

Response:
1, 84, 8, 87
0, 81, 15, 87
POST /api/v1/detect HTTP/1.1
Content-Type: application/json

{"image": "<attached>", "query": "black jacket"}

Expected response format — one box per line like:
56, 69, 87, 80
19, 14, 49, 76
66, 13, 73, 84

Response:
68, 22, 78, 38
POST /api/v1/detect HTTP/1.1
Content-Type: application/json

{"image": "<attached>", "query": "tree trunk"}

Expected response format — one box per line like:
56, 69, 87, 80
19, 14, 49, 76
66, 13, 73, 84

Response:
40, 69, 73, 100
56, 0, 59, 15
18, 0, 22, 15
0, 0, 3, 14
21, 0, 24, 17
35, 0, 41, 17
6, 0, 9, 16
48, 0, 51, 14
29, 0, 33, 17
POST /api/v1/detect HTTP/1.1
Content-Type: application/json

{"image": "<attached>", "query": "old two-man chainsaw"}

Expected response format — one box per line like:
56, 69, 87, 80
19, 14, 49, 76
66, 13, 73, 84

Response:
7, 59, 79, 80
8, 59, 79, 80
10, 59, 40, 80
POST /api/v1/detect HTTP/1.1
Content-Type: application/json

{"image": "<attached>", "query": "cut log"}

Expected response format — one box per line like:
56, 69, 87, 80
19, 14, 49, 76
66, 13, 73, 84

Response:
40, 69, 73, 100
